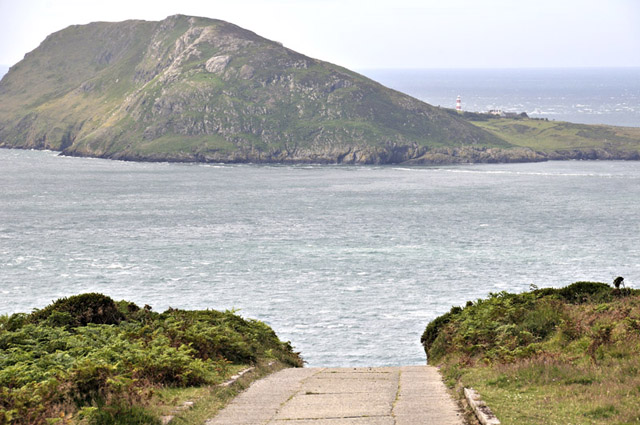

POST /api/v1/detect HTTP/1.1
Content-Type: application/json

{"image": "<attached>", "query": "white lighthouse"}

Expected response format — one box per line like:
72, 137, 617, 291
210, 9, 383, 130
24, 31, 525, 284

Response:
456, 95, 462, 112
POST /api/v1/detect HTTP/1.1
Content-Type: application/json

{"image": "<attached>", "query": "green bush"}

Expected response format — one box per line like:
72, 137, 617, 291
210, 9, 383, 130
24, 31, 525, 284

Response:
423, 282, 640, 424
422, 281, 640, 366
557, 281, 612, 303
421, 306, 462, 349
29, 293, 124, 327
0, 294, 302, 425
522, 299, 564, 339
3, 313, 28, 332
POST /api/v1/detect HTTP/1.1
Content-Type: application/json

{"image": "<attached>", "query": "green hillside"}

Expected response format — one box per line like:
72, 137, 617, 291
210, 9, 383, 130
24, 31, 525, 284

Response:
466, 114, 640, 160
0, 15, 508, 164
1, 15, 638, 164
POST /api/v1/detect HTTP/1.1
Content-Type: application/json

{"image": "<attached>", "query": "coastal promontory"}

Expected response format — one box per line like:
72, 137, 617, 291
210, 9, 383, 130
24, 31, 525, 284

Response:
0, 15, 638, 164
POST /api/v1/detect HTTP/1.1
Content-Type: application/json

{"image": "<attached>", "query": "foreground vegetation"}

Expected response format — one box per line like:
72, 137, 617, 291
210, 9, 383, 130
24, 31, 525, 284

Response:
422, 281, 640, 424
0, 293, 302, 425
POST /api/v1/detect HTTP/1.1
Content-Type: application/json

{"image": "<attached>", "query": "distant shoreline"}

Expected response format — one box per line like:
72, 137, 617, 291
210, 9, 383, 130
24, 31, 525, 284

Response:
2, 143, 638, 165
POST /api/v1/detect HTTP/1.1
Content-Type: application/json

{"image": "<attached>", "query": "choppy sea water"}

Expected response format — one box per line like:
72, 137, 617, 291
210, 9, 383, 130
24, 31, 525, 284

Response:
1, 149, 639, 366
362, 68, 640, 127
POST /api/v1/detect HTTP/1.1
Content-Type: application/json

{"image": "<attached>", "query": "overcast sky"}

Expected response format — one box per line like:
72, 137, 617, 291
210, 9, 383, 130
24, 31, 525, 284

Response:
1, 0, 639, 70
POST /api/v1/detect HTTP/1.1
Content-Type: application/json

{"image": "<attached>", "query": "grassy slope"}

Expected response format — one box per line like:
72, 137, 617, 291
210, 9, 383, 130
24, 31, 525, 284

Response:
0, 15, 505, 161
3, 16, 638, 163
469, 117, 640, 155
422, 282, 640, 424
0, 293, 302, 425
0, 20, 157, 153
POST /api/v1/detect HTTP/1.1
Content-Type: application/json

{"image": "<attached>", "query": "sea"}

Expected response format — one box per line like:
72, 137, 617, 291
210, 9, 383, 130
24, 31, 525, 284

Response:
1, 68, 639, 367
361, 68, 640, 127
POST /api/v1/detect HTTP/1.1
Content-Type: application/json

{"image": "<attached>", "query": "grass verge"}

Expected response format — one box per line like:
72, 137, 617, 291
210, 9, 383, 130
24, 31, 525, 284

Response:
147, 359, 288, 425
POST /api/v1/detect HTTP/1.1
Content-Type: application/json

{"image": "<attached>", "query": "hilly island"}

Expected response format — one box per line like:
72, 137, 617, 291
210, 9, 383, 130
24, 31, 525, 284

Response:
1, 14, 639, 164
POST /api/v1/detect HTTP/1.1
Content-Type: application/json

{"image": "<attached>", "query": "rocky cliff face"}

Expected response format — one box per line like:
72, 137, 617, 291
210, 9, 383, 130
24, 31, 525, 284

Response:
0, 15, 518, 164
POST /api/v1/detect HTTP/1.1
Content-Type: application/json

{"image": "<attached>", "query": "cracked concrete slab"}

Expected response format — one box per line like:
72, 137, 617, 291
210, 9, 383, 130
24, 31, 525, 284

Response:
205, 366, 464, 425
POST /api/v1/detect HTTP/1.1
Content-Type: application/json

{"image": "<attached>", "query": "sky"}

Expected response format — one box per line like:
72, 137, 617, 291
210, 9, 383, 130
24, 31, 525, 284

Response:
0, 0, 639, 70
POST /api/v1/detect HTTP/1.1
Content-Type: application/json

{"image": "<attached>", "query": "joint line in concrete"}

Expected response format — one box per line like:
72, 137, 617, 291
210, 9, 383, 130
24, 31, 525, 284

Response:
390, 368, 402, 425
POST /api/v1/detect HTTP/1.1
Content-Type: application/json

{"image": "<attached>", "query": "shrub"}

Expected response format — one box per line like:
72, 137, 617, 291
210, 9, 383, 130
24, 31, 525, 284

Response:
70, 360, 119, 406
522, 299, 564, 339
422, 282, 640, 423
421, 306, 463, 350
558, 281, 612, 304
30, 293, 124, 327
3, 313, 28, 332
421, 281, 637, 365
0, 294, 302, 425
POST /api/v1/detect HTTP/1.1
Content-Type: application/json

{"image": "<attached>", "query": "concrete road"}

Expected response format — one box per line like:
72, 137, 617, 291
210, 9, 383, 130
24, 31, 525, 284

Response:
206, 366, 464, 425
